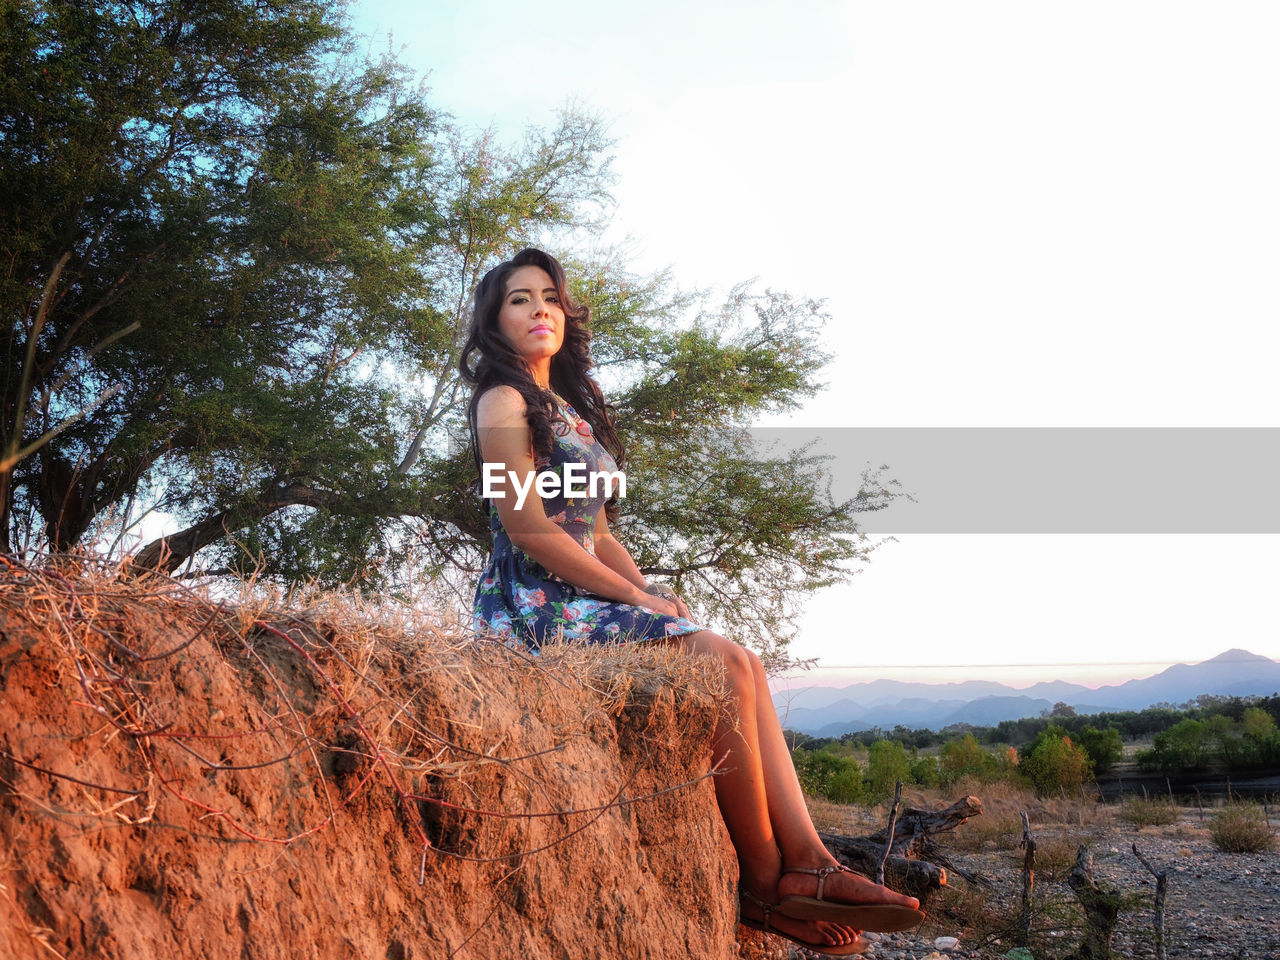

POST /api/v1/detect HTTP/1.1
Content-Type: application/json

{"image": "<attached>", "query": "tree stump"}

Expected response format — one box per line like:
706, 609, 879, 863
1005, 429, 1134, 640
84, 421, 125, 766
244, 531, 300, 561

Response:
1065, 845, 1123, 960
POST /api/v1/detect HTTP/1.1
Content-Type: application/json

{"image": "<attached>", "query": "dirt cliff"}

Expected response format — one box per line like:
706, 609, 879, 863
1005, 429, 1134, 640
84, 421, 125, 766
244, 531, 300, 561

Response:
0, 563, 746, 959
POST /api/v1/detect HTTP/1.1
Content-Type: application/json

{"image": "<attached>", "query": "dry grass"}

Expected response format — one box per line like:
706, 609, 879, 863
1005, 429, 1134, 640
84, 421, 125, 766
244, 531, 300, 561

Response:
944, 811, 1025, 852
1211, 804, 1276, 853
0, 555, 731, 857
1117, 796, 1179, 827
804, 796, 883, 836
930, 880, 1019, 944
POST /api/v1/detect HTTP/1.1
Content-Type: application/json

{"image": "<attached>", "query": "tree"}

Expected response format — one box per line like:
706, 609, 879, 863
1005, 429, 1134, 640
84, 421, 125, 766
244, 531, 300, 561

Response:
1138, 718, 1211, 772
1075, 725, 1124, 774
1019, 726, 1092, 796
2, 1, 893, 666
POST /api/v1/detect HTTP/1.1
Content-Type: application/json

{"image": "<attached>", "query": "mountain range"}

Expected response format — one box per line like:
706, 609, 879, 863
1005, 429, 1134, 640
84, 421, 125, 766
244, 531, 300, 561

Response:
773, 649, 1280, 736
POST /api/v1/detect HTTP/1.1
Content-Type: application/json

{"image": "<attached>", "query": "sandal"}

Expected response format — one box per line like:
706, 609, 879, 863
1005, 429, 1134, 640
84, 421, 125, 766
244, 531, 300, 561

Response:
739, 887, 870, 957
776, 864, 926, 931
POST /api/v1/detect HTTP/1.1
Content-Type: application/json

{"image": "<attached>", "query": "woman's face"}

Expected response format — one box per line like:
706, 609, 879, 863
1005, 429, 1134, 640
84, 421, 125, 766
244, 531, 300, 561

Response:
497, 265, 566, 365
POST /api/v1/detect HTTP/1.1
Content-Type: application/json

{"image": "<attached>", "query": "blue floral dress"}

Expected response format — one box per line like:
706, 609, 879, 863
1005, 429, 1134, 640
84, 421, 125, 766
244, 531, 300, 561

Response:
473, 394, 704, 650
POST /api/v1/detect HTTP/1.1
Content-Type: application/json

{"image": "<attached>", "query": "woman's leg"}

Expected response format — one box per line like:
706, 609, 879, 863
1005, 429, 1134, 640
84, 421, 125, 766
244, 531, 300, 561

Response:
744, 647, 920, 911
673, 630, 862, 946
673, 630, 918, 916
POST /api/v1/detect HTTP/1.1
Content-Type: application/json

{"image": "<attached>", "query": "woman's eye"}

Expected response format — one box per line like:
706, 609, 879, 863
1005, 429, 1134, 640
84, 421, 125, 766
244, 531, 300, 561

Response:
546, 295, 560, 303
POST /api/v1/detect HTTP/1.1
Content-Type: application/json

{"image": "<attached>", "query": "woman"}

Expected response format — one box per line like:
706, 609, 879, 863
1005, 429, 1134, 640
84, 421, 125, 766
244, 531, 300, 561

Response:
459, 249, 923, 955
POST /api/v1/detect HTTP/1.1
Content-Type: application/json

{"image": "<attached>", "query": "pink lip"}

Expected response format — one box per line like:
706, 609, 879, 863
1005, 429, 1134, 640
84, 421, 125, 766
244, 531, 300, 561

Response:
529, 325, 554, 334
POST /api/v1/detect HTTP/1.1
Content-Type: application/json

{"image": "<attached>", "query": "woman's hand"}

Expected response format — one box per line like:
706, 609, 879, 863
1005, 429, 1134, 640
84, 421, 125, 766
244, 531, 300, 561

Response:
635, 591, 679, 618
672, 594, 692, 620
639, 583, 689, 620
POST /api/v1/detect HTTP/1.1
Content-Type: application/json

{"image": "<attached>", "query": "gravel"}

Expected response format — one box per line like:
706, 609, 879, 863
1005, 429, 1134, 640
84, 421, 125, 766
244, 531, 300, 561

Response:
783, 816, 1279, 959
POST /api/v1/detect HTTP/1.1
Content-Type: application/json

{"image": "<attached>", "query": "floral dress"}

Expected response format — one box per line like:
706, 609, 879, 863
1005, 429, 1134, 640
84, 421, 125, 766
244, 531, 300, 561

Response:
473, 394, 704, 650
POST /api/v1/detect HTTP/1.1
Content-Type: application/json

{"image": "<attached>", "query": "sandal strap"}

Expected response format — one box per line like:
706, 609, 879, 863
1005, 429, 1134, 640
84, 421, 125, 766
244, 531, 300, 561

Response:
738, 887, 776, 934
782, 863, 851, 901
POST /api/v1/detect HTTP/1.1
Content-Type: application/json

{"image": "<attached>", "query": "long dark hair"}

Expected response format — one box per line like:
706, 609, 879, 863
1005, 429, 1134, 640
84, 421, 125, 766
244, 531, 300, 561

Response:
458, 248, 625, 507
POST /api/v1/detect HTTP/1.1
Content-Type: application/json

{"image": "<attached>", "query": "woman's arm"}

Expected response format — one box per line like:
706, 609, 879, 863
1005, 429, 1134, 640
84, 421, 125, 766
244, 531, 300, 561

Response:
476, 387, 678, 616
595, 507, 693, 620
592, 508, 648, 590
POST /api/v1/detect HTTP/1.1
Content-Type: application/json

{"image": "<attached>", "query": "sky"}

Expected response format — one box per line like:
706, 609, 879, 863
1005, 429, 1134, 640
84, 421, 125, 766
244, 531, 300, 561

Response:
349, 0, 1280, 687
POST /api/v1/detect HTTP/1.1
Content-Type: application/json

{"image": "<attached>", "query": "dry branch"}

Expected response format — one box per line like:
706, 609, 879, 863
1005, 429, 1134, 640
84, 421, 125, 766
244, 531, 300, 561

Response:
1132, 843, 1169, 960
1066, 846, 1123, 960
1017, 811, 1036, 946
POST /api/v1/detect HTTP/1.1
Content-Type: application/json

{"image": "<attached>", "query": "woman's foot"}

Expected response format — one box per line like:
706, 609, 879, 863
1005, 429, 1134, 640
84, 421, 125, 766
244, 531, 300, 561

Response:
739, 886, 865, 950
775, 861, 923, 930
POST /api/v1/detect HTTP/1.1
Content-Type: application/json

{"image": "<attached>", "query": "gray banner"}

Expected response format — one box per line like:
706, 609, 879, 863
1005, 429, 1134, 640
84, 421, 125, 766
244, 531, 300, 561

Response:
744, 428, 1280, 533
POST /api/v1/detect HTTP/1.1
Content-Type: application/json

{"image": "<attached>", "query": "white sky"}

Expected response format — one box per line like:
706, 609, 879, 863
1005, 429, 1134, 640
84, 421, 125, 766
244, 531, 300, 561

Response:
351, 0, 1280, 686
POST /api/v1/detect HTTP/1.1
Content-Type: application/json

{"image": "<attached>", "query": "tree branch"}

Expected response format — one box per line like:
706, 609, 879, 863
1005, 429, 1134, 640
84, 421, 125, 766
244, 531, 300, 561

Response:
134, 482, 341, 573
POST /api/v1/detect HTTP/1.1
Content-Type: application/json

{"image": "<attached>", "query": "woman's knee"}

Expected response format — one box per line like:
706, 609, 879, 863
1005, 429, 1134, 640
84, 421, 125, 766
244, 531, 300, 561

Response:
682, 630, 752, 676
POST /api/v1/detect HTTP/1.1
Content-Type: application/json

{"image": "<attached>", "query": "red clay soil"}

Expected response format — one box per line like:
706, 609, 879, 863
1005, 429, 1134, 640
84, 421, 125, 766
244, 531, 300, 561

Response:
0, 565, 747, 960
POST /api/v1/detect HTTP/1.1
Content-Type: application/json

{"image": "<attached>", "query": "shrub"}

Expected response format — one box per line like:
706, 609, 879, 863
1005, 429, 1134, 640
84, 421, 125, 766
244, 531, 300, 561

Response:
909, 752, 940, 788
828, 766, 864, 805
1117, 796, 1178, 827
792, 747, 864, 804
865, 740, 911, 801
1019, 726, 1093, 796
1210, 804, 1275, 853
940, 733, 1008, 785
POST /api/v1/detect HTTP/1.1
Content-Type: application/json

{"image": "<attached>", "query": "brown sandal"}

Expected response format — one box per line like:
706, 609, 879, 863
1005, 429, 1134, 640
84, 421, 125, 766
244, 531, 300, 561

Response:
738, 887, 870, 956
776, 865, 925, 931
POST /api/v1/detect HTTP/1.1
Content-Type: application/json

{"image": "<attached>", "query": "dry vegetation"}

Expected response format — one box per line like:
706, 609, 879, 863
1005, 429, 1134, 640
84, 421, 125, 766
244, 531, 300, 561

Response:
0, 557, 743, 960
802, 773, 1280, 959
1117, 796, 1179, 827
1210, 803, 1276, 853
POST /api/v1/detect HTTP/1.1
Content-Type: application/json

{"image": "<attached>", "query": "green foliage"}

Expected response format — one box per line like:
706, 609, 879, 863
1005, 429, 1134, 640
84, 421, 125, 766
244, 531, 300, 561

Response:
1018, 726, 1093, 796
785, 694, 1280, 781
865, 739, 911, 802
908, 752, 940, 788
1, 2, 891, 665
939, 734, 1009, 785
1137, 719, 1212, 771
791, 747, 864, 805
1210, 804, 1275, 854
1075, 725, 1124, 774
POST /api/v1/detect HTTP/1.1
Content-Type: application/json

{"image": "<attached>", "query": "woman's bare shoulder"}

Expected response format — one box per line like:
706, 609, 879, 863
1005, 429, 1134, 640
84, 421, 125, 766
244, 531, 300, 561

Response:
475, 385, 527, 428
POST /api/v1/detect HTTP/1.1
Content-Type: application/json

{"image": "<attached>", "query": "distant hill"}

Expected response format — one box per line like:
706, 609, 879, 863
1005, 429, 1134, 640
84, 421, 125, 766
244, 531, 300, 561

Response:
774, 649, 1280, 735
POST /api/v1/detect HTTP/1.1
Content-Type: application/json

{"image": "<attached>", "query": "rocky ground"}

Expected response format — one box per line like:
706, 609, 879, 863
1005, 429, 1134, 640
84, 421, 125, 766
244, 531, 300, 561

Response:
758, 807, 1279, 960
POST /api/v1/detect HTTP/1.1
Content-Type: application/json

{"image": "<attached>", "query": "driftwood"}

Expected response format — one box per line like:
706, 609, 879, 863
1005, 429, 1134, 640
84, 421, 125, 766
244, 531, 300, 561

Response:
818, 795, 984, 903
1065, 846, 1123, 960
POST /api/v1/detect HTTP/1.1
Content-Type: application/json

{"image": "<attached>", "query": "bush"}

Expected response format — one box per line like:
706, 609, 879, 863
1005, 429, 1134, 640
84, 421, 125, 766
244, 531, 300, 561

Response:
909, 752, 940, 788
940, 733, 1009, 785
1019, 726, 1093, 796
1117, 797, 1178, 827
792, 747, 864, 804
1210, 804, 1275, 853
865, 740, 911, 801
